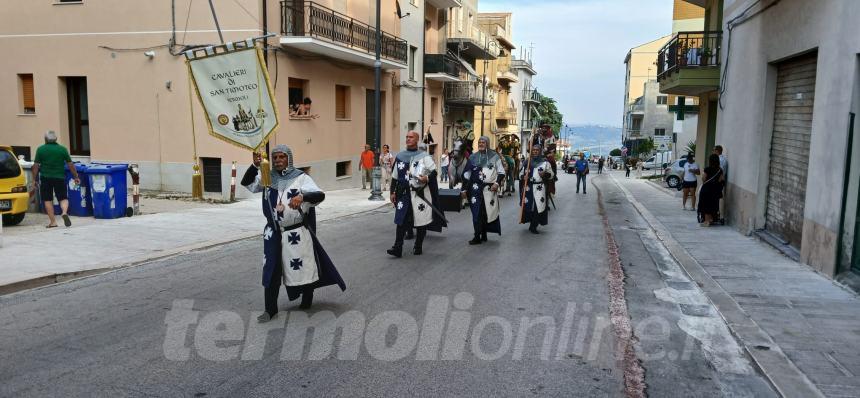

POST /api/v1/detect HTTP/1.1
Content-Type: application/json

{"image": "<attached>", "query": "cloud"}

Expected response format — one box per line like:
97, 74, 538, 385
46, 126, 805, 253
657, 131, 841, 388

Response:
479, 0, 673, 126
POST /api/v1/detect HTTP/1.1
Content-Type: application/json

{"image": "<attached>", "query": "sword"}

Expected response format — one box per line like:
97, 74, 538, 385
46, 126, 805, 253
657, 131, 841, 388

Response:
548, 192, 557, 210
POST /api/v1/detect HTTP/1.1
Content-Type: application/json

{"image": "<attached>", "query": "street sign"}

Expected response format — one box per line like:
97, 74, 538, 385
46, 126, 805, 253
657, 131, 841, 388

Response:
653, 135, 671, 145
658, 143, 669, 151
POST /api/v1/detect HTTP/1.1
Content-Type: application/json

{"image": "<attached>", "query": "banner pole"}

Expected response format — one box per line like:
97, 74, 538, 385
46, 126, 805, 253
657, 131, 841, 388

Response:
207, 0, 225, 45
187, 69, 203, 199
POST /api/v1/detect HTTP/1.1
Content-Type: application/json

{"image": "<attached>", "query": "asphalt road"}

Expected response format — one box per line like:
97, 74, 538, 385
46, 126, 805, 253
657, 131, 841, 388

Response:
0, 170, 776, 397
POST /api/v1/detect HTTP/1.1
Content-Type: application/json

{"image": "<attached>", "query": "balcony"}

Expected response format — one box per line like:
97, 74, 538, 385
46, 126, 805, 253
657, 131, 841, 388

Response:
627, 102, 644, 114
523, 89, 542, 105
447, 26, 500, 60
424, 54, 462, 82
657, 31, 722, 96
444, 82, 496, 106
626, 129, 642, 138
496, 64, 518, 84
511, 59, 536, 75
426, 0, 461, 8
280, 1, 407, 70
497, 107, 517, 122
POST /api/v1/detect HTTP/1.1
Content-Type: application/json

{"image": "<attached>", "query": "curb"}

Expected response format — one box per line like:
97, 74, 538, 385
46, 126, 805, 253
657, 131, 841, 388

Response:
0, 202, 389, 297
608, 174, 824, 398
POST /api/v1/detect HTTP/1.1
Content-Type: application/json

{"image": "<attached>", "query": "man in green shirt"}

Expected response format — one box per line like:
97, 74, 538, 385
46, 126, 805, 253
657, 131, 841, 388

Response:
32, 130, 80, 228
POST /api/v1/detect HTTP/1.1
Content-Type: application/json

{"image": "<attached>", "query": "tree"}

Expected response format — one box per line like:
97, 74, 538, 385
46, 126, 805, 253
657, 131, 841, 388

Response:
684, 141, 696, 156
610, 148, 622, 156
538, 96, 563, 137
636, 137, 655, 156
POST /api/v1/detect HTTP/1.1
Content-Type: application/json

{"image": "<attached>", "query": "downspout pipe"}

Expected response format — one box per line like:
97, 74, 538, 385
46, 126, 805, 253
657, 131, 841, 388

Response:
836, 112, 856, 275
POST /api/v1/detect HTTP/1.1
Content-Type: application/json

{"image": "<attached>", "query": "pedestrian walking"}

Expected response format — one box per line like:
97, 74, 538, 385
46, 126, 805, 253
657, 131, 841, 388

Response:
440, 150, 450, 183
242, 145, 345, 322
360, 144, 375, 189
636, 159, 643, 178
520, 144, 554, 234
575, 155, 589, 194
379, 144, 394, 191
598, 157, 605, 174
387, 132, 445, 257
625, 160, 631, 178
698, 154, 725, 227
463, 136, 505, 245
682, 154, 700, 211
32, 130, 80, 228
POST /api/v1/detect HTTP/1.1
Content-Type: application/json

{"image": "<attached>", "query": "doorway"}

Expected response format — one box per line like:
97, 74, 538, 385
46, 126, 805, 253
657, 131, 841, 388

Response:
65, 77, 90, 156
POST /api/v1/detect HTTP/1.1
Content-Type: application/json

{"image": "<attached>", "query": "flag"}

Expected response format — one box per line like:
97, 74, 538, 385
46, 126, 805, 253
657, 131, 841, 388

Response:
186, 41, 279, 152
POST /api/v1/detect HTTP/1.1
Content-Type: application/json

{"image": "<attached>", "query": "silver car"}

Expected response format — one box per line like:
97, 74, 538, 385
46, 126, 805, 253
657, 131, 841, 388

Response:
664, 158, 688, 189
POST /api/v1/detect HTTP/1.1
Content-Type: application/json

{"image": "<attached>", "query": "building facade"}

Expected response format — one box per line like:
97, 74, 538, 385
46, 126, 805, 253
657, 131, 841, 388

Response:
699, 0, 860, 284
0, 0, 411, 198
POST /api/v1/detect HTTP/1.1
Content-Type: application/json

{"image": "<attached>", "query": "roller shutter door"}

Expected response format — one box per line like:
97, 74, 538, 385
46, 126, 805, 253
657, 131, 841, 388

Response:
765, 52, 817, 249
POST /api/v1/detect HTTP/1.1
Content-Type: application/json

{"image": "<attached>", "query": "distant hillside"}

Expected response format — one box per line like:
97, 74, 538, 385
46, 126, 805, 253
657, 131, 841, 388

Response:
560, 124, 622, 156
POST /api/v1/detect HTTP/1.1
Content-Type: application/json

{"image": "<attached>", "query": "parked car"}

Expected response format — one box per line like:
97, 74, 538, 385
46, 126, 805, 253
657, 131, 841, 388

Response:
565, 159, 577, 174
642, 151, 673, 170
664, 158, 688, 189
0, 146, 29, 226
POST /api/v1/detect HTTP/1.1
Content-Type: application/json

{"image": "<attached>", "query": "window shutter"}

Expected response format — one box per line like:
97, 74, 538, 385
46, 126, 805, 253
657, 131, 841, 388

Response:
21, 74, 35, 111
335, 85, 347, 119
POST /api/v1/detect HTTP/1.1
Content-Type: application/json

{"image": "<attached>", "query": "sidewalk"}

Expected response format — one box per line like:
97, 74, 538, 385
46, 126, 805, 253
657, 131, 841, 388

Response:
0, 188, 388, 293
610, 173, 860, 398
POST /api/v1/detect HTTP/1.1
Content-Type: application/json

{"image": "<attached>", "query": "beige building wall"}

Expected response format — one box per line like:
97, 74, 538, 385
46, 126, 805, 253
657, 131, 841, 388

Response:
0, 0, 404, 197
671, 0, 705, 33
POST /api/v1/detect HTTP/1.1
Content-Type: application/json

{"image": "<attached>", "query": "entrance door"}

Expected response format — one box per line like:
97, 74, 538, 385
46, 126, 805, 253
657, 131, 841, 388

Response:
66, 77, 90, 156
765, 52, 817, 249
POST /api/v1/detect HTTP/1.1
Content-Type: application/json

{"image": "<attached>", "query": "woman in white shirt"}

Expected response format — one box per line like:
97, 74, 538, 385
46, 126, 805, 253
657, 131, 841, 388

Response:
682, 154, 700, 211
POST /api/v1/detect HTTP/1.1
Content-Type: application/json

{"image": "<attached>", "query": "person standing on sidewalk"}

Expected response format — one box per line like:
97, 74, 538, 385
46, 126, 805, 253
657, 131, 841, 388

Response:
242, 145, 345, 322
598, 157, 605, 174
360, 144, 375, 189
379, 144, 394, 191
698, 154, 725, 227
575, 155, 589, 194
682, 154, 700, 211
625, 160, 632, 178
32, 130, 79, 228
714, 145, 728, 224
440, 150, 450, 183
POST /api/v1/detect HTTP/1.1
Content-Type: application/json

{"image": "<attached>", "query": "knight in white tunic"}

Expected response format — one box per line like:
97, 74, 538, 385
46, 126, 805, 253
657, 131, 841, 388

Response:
462, 136, 506, 245
388, 131, 445, 257
242, 145, 345, 323
519, 144, 555, 234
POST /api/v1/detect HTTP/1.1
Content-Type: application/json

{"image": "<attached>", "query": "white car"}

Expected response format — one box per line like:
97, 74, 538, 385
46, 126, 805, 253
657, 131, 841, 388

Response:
663, 159, 688, 189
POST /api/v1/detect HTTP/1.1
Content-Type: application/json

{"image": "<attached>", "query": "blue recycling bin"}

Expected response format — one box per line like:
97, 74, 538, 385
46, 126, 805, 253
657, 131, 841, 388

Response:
87, 163, 128, 219
65, 163, 92, 217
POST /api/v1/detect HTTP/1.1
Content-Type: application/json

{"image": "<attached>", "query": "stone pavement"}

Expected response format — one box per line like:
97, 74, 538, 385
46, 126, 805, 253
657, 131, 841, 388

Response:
0, 188, 388, 293
610, 172, 860, 398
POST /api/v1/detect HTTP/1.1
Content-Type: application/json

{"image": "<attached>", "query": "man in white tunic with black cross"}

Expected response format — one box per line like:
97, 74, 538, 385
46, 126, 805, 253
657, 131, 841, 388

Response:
242, 145, 345, 323
387, 131, 440, 257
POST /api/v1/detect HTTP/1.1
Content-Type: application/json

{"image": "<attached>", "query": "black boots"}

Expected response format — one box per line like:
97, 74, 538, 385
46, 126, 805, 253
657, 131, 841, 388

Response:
387, 246, 403, 258
299, 290, 314, 309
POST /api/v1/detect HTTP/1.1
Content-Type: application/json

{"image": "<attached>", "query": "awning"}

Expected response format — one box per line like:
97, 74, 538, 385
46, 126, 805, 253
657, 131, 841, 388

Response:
459, 57, 479, 78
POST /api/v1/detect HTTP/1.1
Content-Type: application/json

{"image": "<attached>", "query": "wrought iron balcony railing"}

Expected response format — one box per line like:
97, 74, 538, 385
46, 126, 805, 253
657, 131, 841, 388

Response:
424, 54, 461, 77
657, 31, 722, 80
280, 1, 408, 64
523, 89, 542, 104
444, 82, 496, 105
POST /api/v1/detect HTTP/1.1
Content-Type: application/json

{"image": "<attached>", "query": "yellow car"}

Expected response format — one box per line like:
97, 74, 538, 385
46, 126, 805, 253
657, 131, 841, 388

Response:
0, 145, 29, 225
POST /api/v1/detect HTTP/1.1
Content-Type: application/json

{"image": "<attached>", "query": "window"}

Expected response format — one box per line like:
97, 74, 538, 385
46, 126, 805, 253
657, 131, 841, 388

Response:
18, 74, 35, 114
200, 157, 222, 193
656, 96, 668, 105
336, 161, 351, 178
335, 85, 350, 119
655, 128, 666, 136
409, 46, 418, 81
430, 97, 439, 124
288, 78, 309, 111
11, 146, 31, 162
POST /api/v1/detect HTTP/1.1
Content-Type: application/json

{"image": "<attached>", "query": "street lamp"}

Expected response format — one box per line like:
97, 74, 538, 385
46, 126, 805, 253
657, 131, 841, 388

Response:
479, 39, 501, 139
369, 0, 384, 201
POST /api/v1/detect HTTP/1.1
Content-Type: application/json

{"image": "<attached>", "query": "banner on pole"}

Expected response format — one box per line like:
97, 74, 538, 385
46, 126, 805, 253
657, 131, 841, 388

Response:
186, 43, 279, 152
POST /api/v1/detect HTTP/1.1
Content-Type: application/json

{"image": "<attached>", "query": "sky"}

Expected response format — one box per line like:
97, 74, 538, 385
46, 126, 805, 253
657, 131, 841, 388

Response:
478, 0, 674, 127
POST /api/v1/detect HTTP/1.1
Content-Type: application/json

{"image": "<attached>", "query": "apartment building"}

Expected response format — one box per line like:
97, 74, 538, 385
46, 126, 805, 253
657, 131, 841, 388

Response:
690, 0, 860, 285
509, 48, 539, 156
622, 36, 672, 156
0, 0, 411, 197
442, 0, 498, 152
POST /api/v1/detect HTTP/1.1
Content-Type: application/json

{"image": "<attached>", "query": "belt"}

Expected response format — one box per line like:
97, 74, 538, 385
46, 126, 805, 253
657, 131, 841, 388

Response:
282, 222, 303, 231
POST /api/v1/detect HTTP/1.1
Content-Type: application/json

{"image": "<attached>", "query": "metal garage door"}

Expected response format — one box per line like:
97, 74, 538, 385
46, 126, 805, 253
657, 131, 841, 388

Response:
765, 52, 817, 249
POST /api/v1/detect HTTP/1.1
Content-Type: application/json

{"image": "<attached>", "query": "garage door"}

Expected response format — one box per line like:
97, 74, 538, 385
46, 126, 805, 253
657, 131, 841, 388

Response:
765, 51, 817, 249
